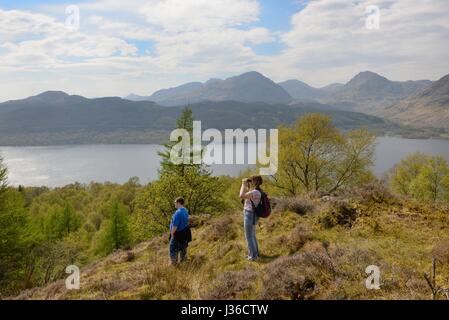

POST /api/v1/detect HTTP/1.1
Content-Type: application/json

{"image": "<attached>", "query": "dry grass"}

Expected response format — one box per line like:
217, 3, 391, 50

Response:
12, 194, 449, 300
200, 268, 258, 300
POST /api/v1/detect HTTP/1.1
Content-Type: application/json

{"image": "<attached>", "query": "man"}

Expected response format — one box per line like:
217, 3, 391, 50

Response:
169, 197, 190, 265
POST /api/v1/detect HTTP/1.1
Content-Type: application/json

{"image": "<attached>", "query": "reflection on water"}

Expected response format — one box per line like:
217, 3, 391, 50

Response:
1, 137, 449, 187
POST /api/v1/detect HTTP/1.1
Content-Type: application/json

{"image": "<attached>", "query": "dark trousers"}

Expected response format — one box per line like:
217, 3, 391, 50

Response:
169, 238, 188, 265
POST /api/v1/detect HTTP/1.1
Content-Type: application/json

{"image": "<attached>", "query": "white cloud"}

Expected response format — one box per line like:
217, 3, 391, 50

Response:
0, 9, 61, 39
0, 1, 273, 100
86, 15, 156, 40
141, 0, 260, 32
0, 0, 448, 100
261, 0, 449, 86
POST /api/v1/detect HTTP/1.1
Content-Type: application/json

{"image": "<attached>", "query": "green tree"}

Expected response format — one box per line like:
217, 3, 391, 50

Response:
131, 171, 228, 238
410, 156, 449, 203
0, 155, 7, 193
390, 152, 429, 196
0, 157, 27, 296
43, 203, 81, 240
96, 201, 130, 255
60, 203, 81, 235
272, 113, 375, 195
158, 107, 206, 177
390, 153, 449, 203
131, 108, 229, 240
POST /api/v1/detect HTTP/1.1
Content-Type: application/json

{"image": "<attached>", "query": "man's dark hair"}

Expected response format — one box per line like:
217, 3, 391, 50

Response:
175, 197, 185, 205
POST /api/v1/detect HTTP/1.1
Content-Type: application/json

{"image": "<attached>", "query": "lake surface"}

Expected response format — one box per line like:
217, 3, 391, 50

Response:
1, 137, 449, 187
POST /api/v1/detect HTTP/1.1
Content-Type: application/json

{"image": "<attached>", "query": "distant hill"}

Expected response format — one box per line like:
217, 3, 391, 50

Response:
137, 71, 431, 113
124, 94, 153, 102
147, 82, 204, 105
321, 71, 432, 113
384, 74, 449, 129
278, 80, 327, 101
278, 80, 346, 102
130, 72, 294, 106
0, 91, 394, 146
321, 83, 345, 94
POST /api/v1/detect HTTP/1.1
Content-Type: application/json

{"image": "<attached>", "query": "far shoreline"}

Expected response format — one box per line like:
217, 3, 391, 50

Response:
1, 132, 449, 148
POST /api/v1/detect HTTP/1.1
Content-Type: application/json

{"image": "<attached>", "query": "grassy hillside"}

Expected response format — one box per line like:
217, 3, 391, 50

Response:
13, 186, 449, 300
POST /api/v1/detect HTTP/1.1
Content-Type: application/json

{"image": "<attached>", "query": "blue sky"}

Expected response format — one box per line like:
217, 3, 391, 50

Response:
0, 0, 448, 101
1, 0, 306, 57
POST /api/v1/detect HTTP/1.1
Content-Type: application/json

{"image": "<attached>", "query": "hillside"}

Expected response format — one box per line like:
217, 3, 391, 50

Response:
384, 75, 449, 129
127, 71, 432, 113
13, 190, 449, 300
128, 72, 293, 106
321, 71, 432, 113
278, 80, 345, 102
0, 93, 397, 146
278, 80, 326, 101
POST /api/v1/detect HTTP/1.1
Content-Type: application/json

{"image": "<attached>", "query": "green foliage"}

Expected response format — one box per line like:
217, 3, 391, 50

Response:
272, 113, 376, 196
410, 156, 449, 203
44, 203, 82, 240
130, 107, 230, 239
0, 188, 27, 295
96, 201, 130, 256
389, 152, 429, 196
131, 172, 229, 239
390, 153, 449, 203
158, 107, 205, 177
0, 156, 7, 192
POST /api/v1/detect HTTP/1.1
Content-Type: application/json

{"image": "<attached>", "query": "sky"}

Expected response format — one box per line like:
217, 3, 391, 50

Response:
0, 0, 448, 101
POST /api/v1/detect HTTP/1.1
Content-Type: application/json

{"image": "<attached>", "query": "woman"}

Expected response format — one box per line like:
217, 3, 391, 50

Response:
239, 175, 263, 261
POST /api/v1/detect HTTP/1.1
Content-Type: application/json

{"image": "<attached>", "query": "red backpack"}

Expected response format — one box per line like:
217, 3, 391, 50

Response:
250, 189, 272, 219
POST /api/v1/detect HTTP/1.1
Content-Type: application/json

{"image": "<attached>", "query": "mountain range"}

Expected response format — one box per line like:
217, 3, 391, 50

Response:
0, 91, 395, 146
384, 74, 449, 129
127, 72, 292, 106
320, 71, 433, 113
126, 71, 435, 115
1, 70, 448, 145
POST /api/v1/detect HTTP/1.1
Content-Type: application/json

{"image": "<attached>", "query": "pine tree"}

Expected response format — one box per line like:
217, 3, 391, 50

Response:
158, 107, 208, 177
0, 157, 27, 295
0, 156, 7, 195
130, 108, 229, 237
60, 203, 81, 236
97, 201, 130, 255
45, 203, 81, 240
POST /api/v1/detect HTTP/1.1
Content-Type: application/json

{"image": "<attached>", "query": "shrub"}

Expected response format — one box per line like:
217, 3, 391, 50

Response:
432, 240, 449, 264
202, 216, 236, 242
201, 268, 258, 300
260, 254, 318, 300
351, 181, 396, 205
287, 225, 313, 253
319, 200, 358, 229
273, 197, 315, 215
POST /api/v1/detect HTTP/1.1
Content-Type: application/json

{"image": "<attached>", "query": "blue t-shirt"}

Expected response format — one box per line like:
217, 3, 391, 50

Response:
170, 207, 189, 232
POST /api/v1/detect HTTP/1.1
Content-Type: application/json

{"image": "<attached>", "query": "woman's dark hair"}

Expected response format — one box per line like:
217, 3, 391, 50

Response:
251, 175, 263, 189
175, 197, 185, 205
